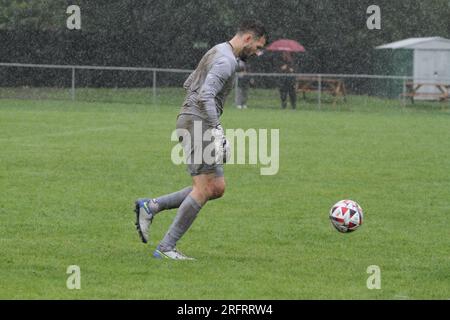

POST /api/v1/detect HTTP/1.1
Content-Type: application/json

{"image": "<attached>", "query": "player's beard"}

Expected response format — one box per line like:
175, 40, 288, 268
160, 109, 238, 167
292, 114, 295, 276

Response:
239, 45, 255, 62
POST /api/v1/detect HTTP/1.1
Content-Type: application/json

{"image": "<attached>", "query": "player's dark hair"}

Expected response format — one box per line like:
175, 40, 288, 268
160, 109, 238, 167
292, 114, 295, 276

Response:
237, 20, 267, 40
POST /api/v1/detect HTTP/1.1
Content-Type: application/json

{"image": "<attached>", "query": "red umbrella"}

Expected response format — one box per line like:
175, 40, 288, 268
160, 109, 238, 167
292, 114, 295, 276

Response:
266, 39, 305, 52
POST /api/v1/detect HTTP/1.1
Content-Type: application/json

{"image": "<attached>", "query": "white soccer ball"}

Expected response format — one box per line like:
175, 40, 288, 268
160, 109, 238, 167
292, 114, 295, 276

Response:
329, 200, 364, 233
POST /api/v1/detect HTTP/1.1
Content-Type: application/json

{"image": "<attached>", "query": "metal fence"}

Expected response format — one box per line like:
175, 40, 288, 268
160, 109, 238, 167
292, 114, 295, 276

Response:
1, 62, 449, 110
0, 62, 192, 105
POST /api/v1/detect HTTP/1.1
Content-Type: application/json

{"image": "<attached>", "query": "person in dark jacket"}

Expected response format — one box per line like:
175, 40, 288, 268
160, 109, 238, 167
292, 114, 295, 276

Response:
277, 51, 297, 109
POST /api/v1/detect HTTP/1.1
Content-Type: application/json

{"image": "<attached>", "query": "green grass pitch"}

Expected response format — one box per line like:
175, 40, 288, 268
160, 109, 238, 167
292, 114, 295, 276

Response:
0, 89, 449, 299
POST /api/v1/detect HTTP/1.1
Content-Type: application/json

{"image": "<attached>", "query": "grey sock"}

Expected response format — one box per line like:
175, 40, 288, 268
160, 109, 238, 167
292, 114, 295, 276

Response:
159, 195, 202, 251
152, 187, 192, 214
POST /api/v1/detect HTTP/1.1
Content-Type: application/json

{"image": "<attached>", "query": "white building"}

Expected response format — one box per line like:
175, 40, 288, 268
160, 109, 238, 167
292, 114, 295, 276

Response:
376, 37, 450, 100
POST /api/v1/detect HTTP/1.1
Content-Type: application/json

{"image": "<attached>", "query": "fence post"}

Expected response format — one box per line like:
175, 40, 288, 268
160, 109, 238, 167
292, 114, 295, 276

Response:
402, 77, 406, 105
71, 68, 76, 101
318, 75, 322, 110
235, 74, 239, 106
152, 70, 156, 105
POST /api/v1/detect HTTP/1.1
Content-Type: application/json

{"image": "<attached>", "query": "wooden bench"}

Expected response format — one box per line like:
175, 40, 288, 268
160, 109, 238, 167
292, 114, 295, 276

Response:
296, 76, 347, 103
400, 82, 450, 103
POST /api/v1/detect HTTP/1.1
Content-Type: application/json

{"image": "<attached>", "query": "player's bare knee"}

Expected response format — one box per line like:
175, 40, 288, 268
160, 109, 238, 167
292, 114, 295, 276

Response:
192, 185, 209, 204
214, 186, 225, 199
204, 184, 216, 200
210, 181, 225, 199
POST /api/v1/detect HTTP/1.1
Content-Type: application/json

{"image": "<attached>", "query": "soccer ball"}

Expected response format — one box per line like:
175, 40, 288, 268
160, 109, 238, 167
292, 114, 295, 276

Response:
329, 200, 364, 233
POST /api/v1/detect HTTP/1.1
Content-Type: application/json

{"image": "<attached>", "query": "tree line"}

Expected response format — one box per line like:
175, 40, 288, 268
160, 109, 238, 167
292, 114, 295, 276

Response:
0, 0, 449, 76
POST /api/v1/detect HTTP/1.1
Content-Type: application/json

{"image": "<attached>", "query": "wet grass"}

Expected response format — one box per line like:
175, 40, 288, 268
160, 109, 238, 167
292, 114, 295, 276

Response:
0, 94, 449, 299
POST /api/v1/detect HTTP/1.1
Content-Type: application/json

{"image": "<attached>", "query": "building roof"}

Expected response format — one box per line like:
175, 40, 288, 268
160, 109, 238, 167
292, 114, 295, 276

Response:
376, 37, 450, 50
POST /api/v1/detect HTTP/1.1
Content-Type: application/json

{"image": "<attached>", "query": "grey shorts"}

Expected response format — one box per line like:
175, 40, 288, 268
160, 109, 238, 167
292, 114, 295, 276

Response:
176, 114, 224, 177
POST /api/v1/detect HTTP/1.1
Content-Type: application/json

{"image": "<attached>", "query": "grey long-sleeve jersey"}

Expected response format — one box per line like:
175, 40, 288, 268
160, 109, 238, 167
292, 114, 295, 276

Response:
179, 42, 238, 127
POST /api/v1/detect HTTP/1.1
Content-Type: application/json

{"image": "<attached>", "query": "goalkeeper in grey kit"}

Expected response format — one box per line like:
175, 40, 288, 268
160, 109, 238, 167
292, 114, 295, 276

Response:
134, 20, 267, 260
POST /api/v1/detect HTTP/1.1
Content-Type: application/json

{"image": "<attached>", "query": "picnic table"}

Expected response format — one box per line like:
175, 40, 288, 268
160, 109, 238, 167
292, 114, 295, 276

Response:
296, 76, 347, 103
401, 82, 450, 103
